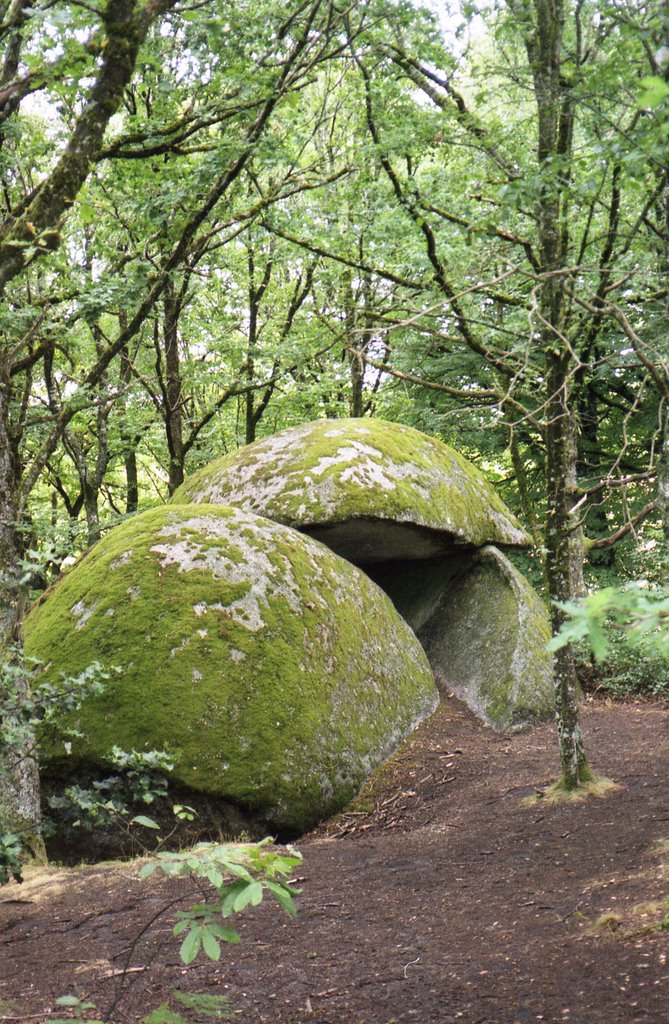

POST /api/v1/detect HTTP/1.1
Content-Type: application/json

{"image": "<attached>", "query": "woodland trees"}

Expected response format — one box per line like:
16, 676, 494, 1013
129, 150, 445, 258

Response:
340, 0, 666, 786
0, 0, 667, 854
0, 0, 366, 851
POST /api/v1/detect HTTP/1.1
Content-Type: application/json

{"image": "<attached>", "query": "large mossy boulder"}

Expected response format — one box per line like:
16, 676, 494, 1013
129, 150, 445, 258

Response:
172, 418, 529, 562
25, 505, 438, 834
172, 417, 553, 730
370, 546, 554, 731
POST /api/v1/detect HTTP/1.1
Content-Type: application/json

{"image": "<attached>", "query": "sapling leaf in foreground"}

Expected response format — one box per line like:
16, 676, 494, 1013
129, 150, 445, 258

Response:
141, 838, 301, 964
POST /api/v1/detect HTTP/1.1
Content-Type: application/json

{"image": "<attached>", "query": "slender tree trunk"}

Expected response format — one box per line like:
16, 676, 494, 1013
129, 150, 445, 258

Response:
342, 267, 366, 418
348, 349, 365, 418
659, 179, 669, 560
163, 281, 185, 493
59, 325, 112, 547
507, 429, 542, 547
82, 478, 101, 546
125, 450, 139, 514
245, 373, 256, 445
63, 426, 108, 547
245, 248, 258, 445
118, 328, 139, 513
245, 247, 273, 445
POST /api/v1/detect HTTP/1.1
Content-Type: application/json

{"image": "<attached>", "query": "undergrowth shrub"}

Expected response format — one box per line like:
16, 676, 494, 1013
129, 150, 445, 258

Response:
43, 747, 173, 838
575, 637, 669, 703
552, 582, 669, 704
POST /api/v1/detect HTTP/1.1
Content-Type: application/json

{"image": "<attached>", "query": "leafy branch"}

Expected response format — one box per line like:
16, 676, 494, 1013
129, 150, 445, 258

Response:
139, 838, 302, 965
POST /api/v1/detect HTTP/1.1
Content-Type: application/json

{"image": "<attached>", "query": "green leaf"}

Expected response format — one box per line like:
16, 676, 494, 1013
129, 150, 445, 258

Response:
201, 928, 222, 961
233, 880, 263, 912
222, 861, 254, 882
588, 622, 611, 661
179, 927, 202, 965
205, 866, 224, 888
79, 201, 95, 224
209, 924, 240, 944
131, 815, 160, 829
265, 880, 298, 916
637, 76, 669, 109
220, 878, 248, 916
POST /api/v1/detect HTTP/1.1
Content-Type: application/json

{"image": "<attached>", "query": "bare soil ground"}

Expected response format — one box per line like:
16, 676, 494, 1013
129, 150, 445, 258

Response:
1, 696, 669, 1024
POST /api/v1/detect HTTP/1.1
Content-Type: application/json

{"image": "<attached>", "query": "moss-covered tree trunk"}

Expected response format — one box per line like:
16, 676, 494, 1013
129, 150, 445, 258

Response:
0, 380, 44, 857
544, 351, 590, 786
519, 0, 590, 787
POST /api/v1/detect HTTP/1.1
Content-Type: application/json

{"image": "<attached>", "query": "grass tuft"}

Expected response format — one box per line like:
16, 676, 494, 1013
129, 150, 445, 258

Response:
523, 774, 619, 806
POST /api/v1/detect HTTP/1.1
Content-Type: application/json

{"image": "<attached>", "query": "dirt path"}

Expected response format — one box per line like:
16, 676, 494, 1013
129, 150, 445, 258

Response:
1, 697, 669, 1024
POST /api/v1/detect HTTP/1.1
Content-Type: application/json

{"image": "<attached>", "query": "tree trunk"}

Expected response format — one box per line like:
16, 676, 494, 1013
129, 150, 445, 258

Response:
342, 267, 366, 418
62, 429, 106, 548
245, 247, 273, 445
544, 351, 590, 786
245, 381, 256, 445
659, 180, 669, 561
83, 477, 101, 546
163, 281, 185, 493
118, 332, 139, 514
0, 379, 43, 856
523, 0, 589, 787
348, 348, 365, 418
507, 430, 542, 547
125, 450, 139, 514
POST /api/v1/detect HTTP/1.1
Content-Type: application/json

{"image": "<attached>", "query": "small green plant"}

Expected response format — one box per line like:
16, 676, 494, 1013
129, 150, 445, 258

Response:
1, 656, 115, 883
0, 832, 24, 885
50, 839, 299, 1021
144, 990, 232, 1022
51, 989, 231, 1023
43, 747, 174, 837
51, 994, 104, 1024
141, 837, 302, 964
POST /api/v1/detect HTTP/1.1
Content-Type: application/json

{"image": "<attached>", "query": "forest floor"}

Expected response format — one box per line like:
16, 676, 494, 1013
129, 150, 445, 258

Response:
1, 696, 669, 1024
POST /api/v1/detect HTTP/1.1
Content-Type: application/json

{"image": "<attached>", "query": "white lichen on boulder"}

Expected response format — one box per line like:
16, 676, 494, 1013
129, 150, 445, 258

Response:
25, 504, 438, 833
172, 418, 529, 557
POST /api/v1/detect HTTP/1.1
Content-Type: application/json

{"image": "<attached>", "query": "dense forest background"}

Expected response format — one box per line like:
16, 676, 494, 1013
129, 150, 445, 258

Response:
0, 0, 668, 854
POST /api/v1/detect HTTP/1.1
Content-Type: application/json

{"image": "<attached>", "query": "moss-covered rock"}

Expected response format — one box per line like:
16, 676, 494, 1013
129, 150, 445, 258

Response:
371, 546, 553, 730
25, 505, 438, 834
172, 418, 529, 560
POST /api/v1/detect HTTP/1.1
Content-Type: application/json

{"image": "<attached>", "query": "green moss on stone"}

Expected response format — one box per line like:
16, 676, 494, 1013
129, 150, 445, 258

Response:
414, 546, 554, 731
25, 505, 438, 833
172, 418, 529, 549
